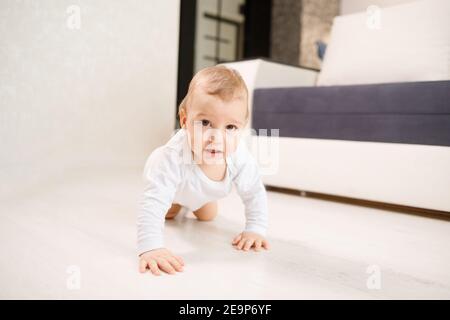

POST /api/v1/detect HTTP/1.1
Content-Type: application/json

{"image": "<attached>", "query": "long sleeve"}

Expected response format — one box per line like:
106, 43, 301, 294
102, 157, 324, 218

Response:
232, 141, 269, 237
136, 147, 182, 256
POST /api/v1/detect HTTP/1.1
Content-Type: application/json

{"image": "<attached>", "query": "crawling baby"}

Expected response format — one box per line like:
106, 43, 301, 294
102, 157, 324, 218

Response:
137, 65, 269, 276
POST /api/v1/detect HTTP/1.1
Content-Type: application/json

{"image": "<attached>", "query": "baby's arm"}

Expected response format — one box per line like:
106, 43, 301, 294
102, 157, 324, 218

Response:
137, 148, 184, 275
231, 141, 270, 251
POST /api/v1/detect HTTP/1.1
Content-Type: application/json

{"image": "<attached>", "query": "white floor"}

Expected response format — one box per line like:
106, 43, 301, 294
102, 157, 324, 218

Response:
1, 167, 450, 299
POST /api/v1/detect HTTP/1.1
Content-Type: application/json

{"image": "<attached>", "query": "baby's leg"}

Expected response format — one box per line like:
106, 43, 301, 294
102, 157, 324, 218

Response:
193, 201, 218, 221
165, 203, 182, 219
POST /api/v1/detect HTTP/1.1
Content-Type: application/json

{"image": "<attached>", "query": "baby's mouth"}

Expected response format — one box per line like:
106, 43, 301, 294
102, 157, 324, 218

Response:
204, 148, 223, 156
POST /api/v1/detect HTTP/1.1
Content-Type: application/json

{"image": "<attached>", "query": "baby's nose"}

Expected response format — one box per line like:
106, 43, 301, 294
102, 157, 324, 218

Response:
205, 128, 225, 143
208, 133, 221, 142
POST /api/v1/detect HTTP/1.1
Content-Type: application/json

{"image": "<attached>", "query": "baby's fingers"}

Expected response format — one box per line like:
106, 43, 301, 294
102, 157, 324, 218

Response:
139, 258, 148, 273
243, 239, 254, 251
262, 239, 270, 250
174, 255, 185, 266
232, 233, 242, 245
157, 258, 176, 275
254, 240, 262, 252
148, 260, 162, 276
236, 238, 247, 250
167, 256, 184, 272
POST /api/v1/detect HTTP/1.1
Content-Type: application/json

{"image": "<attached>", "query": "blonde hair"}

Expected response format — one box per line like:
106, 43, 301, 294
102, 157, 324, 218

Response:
178, 65, 249, 120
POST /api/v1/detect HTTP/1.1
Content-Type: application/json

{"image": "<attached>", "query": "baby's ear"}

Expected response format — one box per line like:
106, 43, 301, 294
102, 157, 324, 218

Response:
178, 107, 187, 128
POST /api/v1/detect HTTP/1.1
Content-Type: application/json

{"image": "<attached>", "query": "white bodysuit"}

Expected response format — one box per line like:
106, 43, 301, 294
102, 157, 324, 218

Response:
137, 128, 268, 255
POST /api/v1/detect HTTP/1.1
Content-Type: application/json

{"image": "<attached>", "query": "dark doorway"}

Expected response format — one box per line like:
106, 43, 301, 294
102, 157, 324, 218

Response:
242, 0, 272, 59
176, 0, 196, 128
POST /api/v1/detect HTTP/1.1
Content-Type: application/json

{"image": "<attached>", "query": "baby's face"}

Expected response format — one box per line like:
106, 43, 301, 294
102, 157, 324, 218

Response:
181, 90, 247, 164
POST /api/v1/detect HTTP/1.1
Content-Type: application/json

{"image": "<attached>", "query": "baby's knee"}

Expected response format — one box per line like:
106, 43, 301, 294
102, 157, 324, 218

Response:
193, 202, 218, 221
165, 203, 181, 219
196, 213, 216, 221
165, 212, 178, 219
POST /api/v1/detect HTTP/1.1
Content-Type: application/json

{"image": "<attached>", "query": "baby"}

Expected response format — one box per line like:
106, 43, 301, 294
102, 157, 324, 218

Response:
137, 65, 270, 276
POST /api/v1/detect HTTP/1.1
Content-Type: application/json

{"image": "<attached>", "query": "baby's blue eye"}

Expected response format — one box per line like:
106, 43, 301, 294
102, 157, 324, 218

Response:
201, 119, 210, 127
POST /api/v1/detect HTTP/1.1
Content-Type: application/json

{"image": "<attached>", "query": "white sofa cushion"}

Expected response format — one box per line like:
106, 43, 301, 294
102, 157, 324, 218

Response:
317, 0, 450, 86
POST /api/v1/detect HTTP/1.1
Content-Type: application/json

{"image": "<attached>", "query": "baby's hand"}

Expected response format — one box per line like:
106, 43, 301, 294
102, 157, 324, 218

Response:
231, 231, 270, 252
139, 248, 185, 276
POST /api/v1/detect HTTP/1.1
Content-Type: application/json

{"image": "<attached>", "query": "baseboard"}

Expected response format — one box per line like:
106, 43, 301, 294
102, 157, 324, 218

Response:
265, 185, 450, 222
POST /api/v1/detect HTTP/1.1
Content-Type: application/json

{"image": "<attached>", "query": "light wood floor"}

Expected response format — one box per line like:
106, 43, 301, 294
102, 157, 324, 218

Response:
1, 168, 449, 299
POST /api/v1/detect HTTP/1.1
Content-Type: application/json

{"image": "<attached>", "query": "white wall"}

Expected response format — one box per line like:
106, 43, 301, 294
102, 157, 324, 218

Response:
0, 0, 180, 199
340, 0, 419, 15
